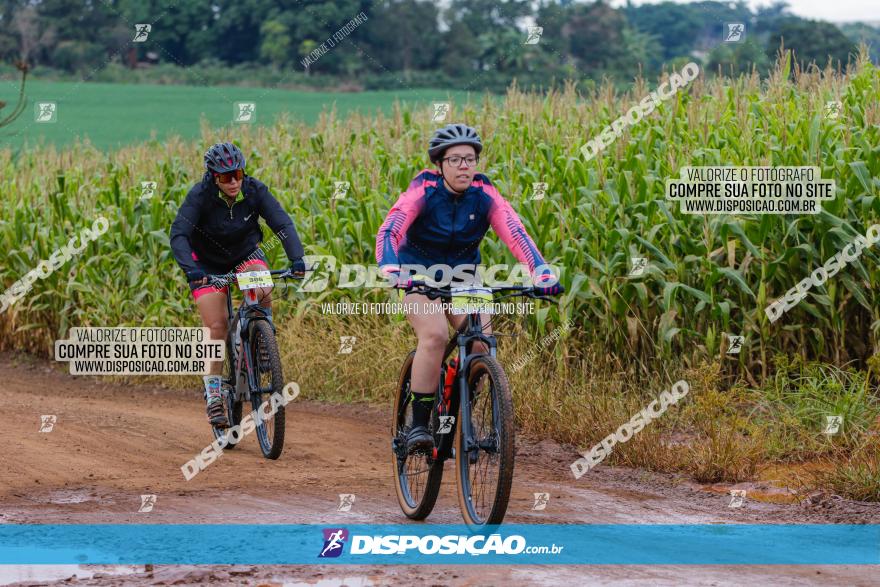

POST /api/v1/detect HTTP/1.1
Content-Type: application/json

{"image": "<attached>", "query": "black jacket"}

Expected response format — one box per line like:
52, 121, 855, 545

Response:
170, 173, 305, 280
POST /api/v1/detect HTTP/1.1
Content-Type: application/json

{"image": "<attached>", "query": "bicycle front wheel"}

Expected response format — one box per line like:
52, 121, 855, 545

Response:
249, 319, 285, 459
455, 355, 514, 527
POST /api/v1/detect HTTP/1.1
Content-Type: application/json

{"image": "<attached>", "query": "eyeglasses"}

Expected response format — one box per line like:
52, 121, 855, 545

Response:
214, 169, 244, 183
441, 155, 479, 168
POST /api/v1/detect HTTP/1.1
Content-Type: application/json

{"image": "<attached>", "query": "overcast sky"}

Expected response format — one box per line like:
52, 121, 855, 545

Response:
607, 0, 875, 23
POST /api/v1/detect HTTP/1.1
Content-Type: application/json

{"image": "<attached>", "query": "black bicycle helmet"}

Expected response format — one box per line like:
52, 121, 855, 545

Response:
204, 142, 245, 173
428, 123, 483, 163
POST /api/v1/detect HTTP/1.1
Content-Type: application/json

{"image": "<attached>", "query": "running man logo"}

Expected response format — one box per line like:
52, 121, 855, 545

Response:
432, 103, 450, 122
724, 23, 745, 42
338, 336, 356, 354
39, 415, 57, 433
332, 181, 350, 200
524, 26, 543, 45
337, 494, 355, 512
530, 182, 547, 201
532, 492, 550, 510
140, 181, 157, 200
133, 24, 151, 42
629, 257, 647, 277
726, 335, 744, 355
437, 415, 455, 434
728, 489, 746, 508
234, 102, 256, 123
35, 102, 57, 123
319, 528, 349, 558
824, 415, 843, 435
298, 255, 337, 293
138, 494, 157, 512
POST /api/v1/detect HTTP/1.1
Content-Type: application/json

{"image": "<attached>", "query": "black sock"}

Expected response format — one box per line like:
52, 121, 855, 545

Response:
410, 392, 434, 428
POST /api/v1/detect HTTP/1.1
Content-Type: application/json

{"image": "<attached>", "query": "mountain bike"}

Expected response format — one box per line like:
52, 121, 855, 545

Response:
390, 282, 559, 527
206, 266, 305, 459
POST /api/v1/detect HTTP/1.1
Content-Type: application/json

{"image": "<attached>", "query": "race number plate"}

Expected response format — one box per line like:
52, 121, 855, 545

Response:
237, 270, 273, 290
450, 286, 494, 315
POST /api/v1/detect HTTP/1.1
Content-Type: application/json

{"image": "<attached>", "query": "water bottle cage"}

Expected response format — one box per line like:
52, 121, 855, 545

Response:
439, 358, 458, 413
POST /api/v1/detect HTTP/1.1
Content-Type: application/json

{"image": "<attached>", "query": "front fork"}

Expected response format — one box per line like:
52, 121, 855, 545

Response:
435, 329, 497, 462
232, 308, 275, 403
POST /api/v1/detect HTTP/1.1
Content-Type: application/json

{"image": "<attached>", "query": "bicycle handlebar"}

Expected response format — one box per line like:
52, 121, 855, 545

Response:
397, 280, 560, 303
205, 266, 314, 287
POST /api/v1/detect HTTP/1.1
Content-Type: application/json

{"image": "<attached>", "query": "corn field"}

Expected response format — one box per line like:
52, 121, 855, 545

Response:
1, 51, 879, 381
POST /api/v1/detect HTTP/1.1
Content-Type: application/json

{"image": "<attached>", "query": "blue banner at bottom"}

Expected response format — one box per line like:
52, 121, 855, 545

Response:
0, 524, 877, 565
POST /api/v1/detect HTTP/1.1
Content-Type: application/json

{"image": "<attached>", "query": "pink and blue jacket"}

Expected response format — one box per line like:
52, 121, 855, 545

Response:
376, 169, 547, 276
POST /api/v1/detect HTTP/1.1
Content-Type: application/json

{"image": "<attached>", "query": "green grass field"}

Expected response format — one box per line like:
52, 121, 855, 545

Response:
0, 80, 475, 150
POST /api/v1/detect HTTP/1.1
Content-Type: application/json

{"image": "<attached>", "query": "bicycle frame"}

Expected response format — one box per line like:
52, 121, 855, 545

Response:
433, 312, 494, 462
227, 297, 271, 403
208, 268, 302, 403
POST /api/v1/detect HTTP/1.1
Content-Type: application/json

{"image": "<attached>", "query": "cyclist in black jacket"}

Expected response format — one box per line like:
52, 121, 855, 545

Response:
170, 142, 305, 427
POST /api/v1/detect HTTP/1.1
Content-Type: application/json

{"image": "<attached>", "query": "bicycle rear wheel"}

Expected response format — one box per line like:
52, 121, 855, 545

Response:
391, 351, 443, 520
455, 355, 514, 527
250, 319, 285, 459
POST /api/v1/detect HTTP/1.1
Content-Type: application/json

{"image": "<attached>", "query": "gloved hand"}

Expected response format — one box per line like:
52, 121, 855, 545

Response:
290, 257, 306, 277
186, 268, 207, 287
534, 269, 565, 296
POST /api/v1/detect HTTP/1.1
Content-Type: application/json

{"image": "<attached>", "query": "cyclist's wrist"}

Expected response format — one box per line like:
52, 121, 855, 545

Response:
289, 257, 306, 275
186, 268, 206, 282
381, 265, 404, 286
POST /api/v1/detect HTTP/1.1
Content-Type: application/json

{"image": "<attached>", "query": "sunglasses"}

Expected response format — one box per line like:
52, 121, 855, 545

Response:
214, 169, 244, 183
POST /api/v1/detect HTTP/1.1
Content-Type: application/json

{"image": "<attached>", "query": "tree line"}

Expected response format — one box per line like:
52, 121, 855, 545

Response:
0, 0, 875, 91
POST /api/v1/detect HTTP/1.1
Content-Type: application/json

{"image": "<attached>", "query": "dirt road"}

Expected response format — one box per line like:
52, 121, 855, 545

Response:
0, 352, 876, 586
